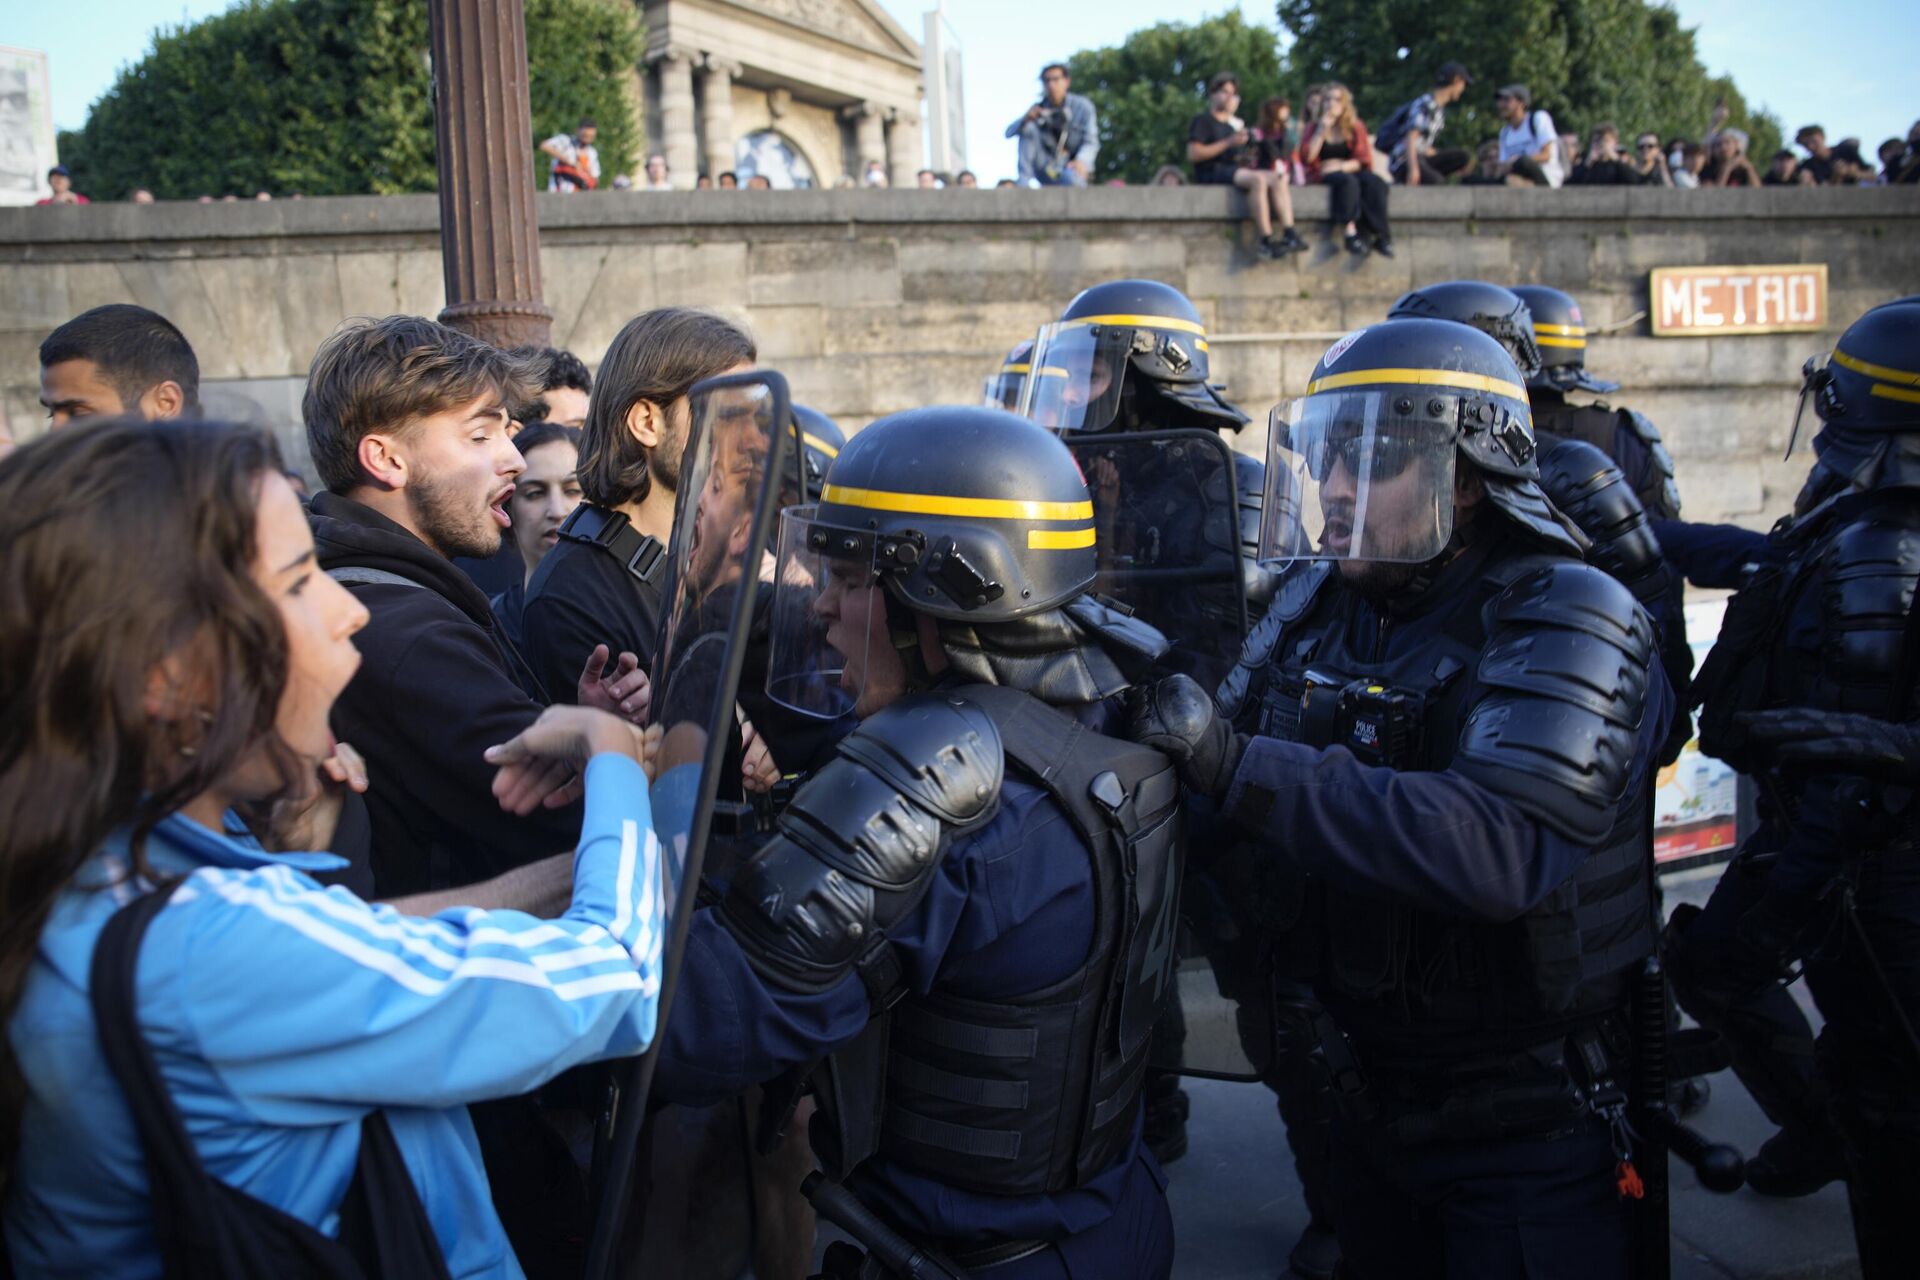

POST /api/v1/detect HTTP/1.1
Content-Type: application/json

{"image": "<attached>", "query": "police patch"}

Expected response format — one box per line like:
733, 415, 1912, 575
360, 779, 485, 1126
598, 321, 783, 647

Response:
1322, 328, 1367, 368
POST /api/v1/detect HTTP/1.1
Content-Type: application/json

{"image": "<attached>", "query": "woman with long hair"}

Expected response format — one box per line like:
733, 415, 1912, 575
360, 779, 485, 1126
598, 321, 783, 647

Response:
1301, 82, 1395, 256
1, 418, 662, 1277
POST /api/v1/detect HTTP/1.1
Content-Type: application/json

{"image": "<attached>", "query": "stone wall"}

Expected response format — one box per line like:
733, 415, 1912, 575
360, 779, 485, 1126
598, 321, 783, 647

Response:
4, 185, 1918, 524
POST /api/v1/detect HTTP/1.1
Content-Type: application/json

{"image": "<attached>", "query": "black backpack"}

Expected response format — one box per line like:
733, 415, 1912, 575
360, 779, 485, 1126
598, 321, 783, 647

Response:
87, 884, 453, 1279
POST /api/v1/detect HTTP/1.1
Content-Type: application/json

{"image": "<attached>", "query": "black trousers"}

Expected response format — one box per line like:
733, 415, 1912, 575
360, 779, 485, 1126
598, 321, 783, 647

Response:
1396, 148, 1473, 184
1321, 170, 1391, 240
1508, 155, 1554, 186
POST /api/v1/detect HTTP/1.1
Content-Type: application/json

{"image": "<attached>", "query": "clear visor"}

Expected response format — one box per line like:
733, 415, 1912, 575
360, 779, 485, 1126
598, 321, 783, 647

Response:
1259, 394, 1458, 564
1016, 321, 1132, 432
764, 505, 883, 720
983, 368, 1028, 411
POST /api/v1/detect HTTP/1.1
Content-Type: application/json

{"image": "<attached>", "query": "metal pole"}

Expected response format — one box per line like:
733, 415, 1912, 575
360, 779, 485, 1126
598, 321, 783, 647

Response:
427, 0, 554, 348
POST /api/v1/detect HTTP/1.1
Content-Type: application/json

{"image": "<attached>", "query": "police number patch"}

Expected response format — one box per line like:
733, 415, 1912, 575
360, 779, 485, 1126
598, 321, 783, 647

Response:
1322, 328, 1366, 368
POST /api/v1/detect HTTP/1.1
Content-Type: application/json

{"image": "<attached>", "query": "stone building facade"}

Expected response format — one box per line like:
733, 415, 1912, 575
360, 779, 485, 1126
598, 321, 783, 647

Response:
638, 0, 925, 189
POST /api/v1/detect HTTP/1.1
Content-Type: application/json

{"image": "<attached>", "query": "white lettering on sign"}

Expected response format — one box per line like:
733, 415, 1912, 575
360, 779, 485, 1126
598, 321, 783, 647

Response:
1651, 265, 1828, 336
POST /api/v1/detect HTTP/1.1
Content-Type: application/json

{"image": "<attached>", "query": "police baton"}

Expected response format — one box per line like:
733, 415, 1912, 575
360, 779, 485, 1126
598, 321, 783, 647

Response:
802, 1172, 971, 1280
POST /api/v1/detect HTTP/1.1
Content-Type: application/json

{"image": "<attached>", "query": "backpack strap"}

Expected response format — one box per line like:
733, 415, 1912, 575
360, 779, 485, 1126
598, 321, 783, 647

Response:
557, 504, 666, 589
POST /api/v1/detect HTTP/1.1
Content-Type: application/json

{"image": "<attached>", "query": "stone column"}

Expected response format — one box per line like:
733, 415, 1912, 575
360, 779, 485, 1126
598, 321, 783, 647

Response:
426, 0, 552, 347
843, 101, 886, 182
650, 46, 699, 190
700, 55, 741, 182
887, 109, 925, 189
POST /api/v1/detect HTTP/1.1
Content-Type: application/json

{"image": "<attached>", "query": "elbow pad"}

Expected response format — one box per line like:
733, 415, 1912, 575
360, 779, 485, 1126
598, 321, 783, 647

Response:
1823, 508, 1920, 713
1537, 437, 1667, 605
1454, 562, 1653, 844
718, 695, 1004, 998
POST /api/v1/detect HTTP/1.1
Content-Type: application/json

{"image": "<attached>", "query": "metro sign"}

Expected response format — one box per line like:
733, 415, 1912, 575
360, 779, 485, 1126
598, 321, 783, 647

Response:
1650, 264, 1828, 337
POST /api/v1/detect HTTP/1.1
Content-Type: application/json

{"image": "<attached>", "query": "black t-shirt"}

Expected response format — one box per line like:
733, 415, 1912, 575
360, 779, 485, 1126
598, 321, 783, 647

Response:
1569, 159, 1642, 186
1189, 113, 1252, 184
520, 510, 665, 708
1799, 153, 1834, 185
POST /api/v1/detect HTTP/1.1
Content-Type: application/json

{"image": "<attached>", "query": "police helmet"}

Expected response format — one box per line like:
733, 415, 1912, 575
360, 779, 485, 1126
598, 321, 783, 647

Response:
1023, 279, 1247, 432
1805, 299, 1920, 434
789, 403, 846, 502
1388, 281, 1544, 381
983, 341, 1033, 411
766, 407, 1101, 716
1260, 319, 1585, 563
1510, 285, 1620, 395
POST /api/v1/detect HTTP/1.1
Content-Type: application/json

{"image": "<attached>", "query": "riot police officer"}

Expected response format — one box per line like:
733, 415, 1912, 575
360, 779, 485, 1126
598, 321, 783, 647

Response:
655, 406, 1180, 1278
1134, 318, 1673, 1279
983, 340, 1034, 411
1388, 280, 1691, 764
1669, 300, 1920, 1258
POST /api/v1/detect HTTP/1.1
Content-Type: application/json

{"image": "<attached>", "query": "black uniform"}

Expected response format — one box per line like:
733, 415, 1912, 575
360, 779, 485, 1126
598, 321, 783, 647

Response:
519, 503, 665, 708
1668, 300, 1920, 1273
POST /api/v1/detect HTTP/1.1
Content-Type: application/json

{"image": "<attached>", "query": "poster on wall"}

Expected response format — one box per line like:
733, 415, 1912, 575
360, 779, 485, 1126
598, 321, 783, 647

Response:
1653, 596, 1743, 868
0, 46, 57, 206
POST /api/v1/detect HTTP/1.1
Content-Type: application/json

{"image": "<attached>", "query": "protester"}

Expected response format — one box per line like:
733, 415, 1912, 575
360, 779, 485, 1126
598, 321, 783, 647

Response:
1703, 128, 1761, 186
1375, 61, 1473, 186
1458, 139, 1506, 185
1894, 122, 1920, 184
916, 168, 940, 189
1301, 82, 1391, 256
0, 417, 664, 1278
1007, 62, 1098, 186
718, 170, 738, 188
955, 169, 978, 187
1493, 84, 1564, 186
695, 174, 713, 190
1828, 139, 1875, 184
490, 421, 583, 652
863, 160, 889, 187
1796, 125, 1835, 184
33, 164, 88, 205
515, 346, 592, 429
539, 117, 601, 193
38, 303, 200, 427
1671, 140, 1708, 189
1189, 71, 1305, 259
1875, 139, 1904, 185
1632, 131, 1674, 185
1253, 96, 1305, 185
1763, 149, 1807, 186
1569, 122, 1641, 185
521, 308, 754, 708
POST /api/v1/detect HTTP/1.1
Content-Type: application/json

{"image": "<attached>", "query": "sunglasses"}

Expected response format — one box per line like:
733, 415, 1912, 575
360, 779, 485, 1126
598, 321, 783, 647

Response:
1307, 432, 1419, 483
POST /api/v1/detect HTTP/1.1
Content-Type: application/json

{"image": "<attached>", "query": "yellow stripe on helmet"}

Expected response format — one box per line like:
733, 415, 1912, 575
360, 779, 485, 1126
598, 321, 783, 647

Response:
1532, 322, 1587, 338
800, 432, 840, 459
999, 362, 1032, 374
1305, 368, 1529, 400
1833, 348, 1920, 387
1059, 313, 1208, 336
1534, 335, 1588, 350
822, 484, 1095, 522
1870, 383, 1920, 405
1028, 527, 1098, 550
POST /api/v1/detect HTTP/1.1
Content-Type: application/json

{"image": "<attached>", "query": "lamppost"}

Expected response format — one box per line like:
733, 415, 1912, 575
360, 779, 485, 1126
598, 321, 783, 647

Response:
427, 0, 554, 348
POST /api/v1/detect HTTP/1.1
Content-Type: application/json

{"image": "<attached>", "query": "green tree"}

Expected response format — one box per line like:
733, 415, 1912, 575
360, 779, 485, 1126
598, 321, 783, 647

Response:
1274, 0, 1780, 162
61, 0, 641, 201
1067, 10, 1292, 184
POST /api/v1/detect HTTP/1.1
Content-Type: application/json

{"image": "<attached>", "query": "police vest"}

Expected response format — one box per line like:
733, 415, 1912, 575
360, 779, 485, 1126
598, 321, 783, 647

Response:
1534, 401, 1682, 520
810, 684, 1182, 1198
1251, 540, 1656, 1059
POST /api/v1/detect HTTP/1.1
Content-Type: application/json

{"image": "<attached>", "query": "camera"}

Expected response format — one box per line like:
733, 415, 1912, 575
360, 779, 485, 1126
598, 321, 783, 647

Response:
1267, 668, 1424, 768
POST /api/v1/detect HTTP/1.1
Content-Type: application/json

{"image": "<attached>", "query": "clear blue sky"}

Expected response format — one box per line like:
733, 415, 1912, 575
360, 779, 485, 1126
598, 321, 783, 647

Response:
11, 0, 1911, 185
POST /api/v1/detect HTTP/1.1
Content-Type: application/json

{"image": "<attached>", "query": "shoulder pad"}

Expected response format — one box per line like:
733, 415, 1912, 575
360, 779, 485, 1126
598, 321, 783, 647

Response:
1454, 562, 1653, 844
1535, 437, 1666, 600
720, 696, 1004, 995
1820, 504, 1920, 713
1216, 560, 1331, 721
1618, 408, 1682, 516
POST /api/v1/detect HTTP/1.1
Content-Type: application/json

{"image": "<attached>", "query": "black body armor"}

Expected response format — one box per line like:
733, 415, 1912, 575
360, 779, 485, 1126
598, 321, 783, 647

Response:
1534, 401, 1682, 520
722, 686, 1183, 1197
1225, 537, 1658, 1059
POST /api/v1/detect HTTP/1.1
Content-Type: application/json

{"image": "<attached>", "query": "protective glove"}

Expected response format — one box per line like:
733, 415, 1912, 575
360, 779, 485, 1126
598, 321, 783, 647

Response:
1736, 709, 1920, 780
1126, 673, 1248, 800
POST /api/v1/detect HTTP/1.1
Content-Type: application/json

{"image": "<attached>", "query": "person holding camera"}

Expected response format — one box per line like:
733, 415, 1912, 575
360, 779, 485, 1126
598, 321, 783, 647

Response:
1006, 63, 1098, 186
1569, 123, 1642, 185
1188, 71, 1306, 259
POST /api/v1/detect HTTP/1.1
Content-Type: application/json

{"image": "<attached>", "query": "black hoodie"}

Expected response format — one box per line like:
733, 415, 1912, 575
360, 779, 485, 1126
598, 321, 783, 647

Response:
309, 491, 582, 896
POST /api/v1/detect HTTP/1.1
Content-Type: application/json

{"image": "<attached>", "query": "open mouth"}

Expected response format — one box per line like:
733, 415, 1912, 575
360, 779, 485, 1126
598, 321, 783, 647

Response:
489, 486, 515, 529
1322, 517, 1353, 553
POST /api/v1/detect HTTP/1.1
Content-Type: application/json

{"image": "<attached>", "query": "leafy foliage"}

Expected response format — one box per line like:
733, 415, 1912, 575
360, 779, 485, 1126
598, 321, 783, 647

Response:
60, 0, 641, 200
1274, 0, 1781, 162
1067, 10, 1290, 184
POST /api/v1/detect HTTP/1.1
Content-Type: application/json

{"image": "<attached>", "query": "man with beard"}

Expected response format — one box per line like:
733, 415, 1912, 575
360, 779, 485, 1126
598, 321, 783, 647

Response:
521, 307, 755, 709
302, 315, 650, 1277
1132, 319, 1672, 1278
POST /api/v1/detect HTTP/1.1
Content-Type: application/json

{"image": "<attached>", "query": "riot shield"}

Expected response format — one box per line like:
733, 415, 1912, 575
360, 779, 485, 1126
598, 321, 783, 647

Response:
583, 371, 792, 1280
1063, 430, 1251, 691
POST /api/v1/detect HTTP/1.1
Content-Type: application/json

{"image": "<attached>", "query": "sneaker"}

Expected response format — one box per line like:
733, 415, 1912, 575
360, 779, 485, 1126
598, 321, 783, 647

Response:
1284, 1222, 1342, 1280
1257, 236, 1282, 261
1343, 232, 1368, 257
1744, 1125, 1847, 1197
1371, 237, 1395, 258
1277, 227, 1308, 254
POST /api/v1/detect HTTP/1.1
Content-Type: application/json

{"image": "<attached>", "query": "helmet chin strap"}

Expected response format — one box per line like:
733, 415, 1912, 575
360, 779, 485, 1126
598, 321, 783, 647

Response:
881, 588, 941, 691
